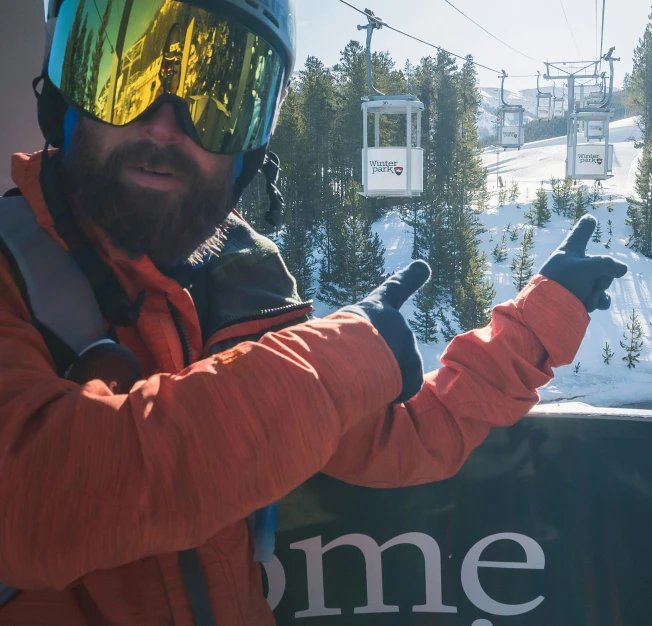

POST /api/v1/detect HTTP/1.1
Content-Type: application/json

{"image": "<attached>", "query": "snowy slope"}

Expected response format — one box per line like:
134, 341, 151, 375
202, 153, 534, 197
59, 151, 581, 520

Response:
479, 117, 648, 407
314, 117, 649, 407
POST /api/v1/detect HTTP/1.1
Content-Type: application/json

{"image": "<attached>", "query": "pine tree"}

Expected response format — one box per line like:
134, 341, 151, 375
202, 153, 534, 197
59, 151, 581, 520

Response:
409, 279, 439, 343
300, 57, 337, 223
628, 9, 652, 142
498, 186, 508, 207
532, 185, 551, 227
509, 179, 520, 204
551, 177, 574, 218
492, 232, 508, 263
509, 226, 519, 241
511, 228, 535, 291
476, 182, 491, 212
605, 237, 612, 249
607, 196, 615, 212
607, 218, 613, 235
603, 341, 615, 364
626, 141, 652, 258
573, 187, 589, 222
454, 252, 495, 332
620, 309, 645, 369
524, 204, 537, 226
437, 309, 457, 342
592, 220, 603, 243
589, 181, 603, 210
573, 362, 581, 375
318, 184, 386, 307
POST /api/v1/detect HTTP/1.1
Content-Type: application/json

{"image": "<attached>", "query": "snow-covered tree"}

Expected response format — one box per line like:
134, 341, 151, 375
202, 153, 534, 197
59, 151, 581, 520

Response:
620, 309, 645, 369
603, 342, 615, 364
626, 141, 652, 258
509, 179, 520, 203
318, 184, 386, 307
491, 232, 508, 263
551, 177, 574, 217
589, 181, 603, 210
592, 220, 603, 243
573, 187, 589, 222
454, 252, 495, 332
511, 228, 535, 291
532, 185, 551, 227
409, 279, 439, 344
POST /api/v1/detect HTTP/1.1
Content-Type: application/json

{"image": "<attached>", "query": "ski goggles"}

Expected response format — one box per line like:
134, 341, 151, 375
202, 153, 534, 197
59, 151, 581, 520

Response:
48, 0, 287, 154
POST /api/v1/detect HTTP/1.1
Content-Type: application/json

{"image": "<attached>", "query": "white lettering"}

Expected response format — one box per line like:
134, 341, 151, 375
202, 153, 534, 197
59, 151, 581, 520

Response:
291, 533, 456, 618
263, 556, 286, 611
461, 532, 545, 616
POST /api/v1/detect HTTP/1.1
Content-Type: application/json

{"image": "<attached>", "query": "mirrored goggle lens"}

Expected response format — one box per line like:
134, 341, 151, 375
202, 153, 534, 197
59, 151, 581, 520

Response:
49, 0, 286, 153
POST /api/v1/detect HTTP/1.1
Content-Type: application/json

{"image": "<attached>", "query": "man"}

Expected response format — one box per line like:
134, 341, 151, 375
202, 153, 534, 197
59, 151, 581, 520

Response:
0, 0, 627, 624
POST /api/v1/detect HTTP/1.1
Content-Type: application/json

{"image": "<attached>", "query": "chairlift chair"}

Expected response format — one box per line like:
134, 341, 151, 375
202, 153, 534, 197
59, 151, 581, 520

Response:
566, 51, 618, 181
552, 84, 565, 118
536, 72, 553, 121
498, 72, 524, 150
357, 10, 424, 198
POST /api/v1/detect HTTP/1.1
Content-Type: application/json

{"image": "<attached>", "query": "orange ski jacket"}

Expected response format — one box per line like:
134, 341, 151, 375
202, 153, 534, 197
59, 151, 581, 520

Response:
0, 151, 589, 625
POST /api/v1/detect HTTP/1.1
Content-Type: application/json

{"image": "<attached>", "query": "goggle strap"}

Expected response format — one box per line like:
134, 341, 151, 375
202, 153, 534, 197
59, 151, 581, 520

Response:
262, 151, 284, 228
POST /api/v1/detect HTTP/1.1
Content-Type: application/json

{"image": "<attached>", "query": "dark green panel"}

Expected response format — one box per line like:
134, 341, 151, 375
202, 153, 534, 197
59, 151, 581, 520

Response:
270, 416, 652, 626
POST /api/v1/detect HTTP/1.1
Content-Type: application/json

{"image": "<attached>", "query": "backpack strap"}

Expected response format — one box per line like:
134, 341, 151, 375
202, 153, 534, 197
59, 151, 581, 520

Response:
0, 194, 109, 609
0, 194, 107, 374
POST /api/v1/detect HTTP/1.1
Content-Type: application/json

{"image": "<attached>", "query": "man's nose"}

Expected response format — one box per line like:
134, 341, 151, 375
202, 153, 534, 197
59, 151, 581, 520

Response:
140, 103, 185, 145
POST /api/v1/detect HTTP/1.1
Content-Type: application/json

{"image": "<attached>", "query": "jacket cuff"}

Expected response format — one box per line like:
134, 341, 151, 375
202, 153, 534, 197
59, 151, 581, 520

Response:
517, 275, 590, 367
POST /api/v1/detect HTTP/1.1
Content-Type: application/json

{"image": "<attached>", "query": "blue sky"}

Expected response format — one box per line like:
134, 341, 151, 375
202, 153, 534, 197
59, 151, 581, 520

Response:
295, 0, 650, 90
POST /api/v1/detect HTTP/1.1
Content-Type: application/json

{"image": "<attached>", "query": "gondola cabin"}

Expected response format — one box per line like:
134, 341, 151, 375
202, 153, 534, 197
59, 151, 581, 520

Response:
361, 96, 424, 198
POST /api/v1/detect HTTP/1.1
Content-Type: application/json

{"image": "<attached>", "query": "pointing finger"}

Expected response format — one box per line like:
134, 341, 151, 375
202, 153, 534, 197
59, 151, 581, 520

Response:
558, 215, 597, 256
379, 261, 432, 310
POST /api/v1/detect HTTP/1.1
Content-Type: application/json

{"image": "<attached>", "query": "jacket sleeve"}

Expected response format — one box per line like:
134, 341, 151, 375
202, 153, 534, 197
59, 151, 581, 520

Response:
0, 255, 401, 590
323, 276, 590, 487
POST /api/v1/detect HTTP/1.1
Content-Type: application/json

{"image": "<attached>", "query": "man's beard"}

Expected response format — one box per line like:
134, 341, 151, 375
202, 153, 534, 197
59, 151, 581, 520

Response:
62, 125, 235, 267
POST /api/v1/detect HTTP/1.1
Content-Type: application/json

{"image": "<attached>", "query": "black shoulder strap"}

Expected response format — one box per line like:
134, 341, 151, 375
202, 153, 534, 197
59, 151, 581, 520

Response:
0, 194, 107, 374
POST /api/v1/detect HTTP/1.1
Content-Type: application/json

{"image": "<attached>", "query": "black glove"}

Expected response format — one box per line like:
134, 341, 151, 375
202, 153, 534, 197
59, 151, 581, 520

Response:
539, 215, 628, 312
340, 261, 432, 404
66, 341, 142, 393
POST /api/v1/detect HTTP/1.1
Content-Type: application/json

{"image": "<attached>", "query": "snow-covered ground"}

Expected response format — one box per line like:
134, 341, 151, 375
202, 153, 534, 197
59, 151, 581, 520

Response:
314, 117, 650, 408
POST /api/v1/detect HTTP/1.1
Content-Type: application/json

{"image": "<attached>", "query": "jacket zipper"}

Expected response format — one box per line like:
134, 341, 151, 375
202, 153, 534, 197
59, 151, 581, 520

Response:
209, 301, 313, 336
167, 299, 314, 369
167, 300, 192, 368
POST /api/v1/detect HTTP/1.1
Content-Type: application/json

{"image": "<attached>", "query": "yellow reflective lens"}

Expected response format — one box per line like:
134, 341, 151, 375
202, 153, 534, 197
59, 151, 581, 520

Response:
49, 0, 285, 153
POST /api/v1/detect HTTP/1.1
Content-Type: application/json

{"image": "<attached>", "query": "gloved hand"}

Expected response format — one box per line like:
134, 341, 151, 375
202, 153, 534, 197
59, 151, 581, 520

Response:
340, 261, 431, 404
539, 215, 628, 312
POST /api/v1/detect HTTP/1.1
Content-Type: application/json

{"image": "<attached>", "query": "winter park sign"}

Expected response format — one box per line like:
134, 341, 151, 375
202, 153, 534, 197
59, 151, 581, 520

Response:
369, 160, 404, 176
364, 147, 423, 195
269, 411, 652, 625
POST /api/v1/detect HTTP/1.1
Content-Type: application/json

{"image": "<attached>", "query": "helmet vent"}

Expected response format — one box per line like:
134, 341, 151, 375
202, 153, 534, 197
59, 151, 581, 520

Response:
263, 9, 280, 28
245, 0, 259, 8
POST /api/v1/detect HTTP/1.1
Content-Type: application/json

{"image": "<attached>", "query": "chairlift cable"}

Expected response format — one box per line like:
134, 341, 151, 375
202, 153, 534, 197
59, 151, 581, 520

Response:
336, 0, 503, 75
595, 0, 598, 60
442, 0, 543, 63
558, 0, 582, 58
91, 0, 116, 53
599, 0, 606, 73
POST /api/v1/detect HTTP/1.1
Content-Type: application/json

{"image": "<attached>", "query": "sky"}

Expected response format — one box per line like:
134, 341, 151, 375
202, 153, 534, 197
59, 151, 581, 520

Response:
295, 0, 650, 91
